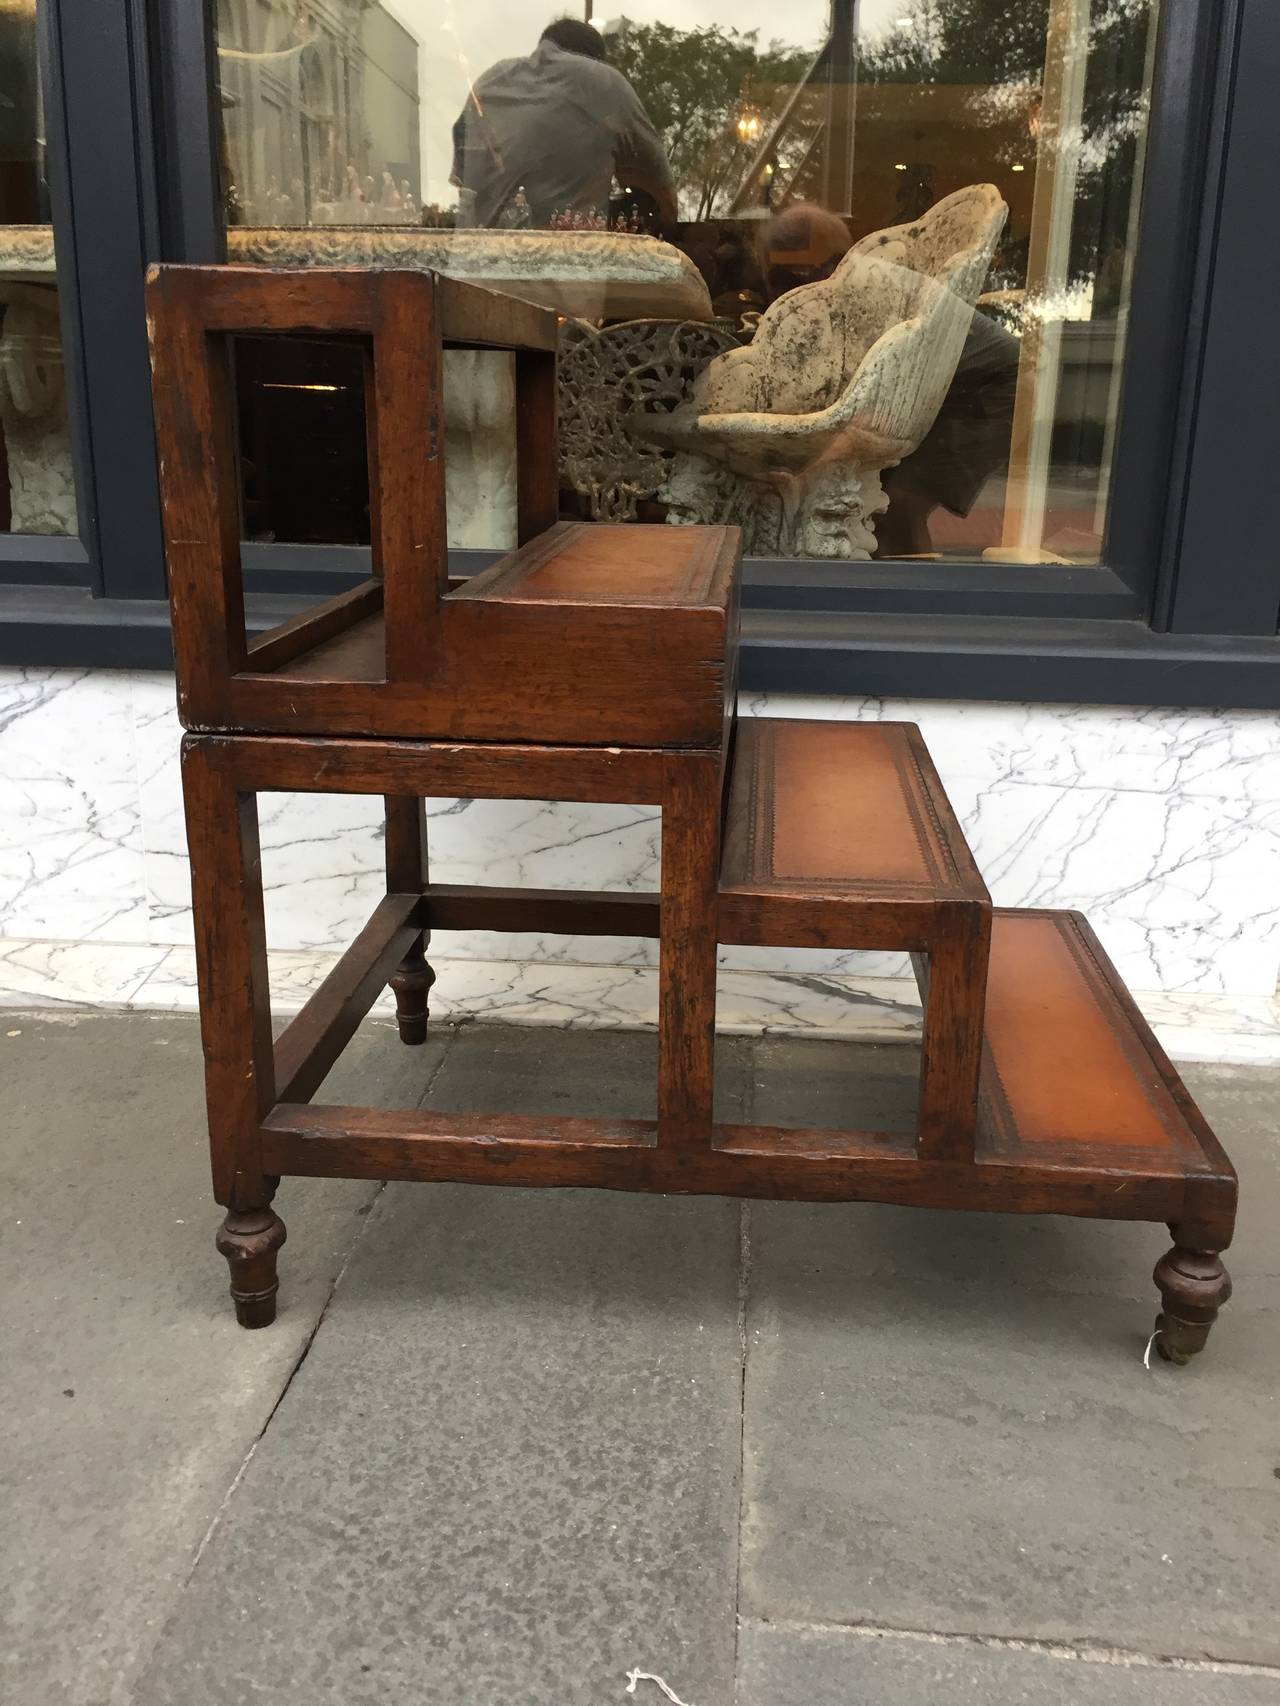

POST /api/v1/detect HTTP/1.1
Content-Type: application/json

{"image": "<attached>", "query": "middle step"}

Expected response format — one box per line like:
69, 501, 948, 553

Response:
718, 717, 991, 1158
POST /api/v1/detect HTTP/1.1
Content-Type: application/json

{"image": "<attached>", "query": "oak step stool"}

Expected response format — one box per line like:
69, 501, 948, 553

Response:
145, 263, 1235, 1363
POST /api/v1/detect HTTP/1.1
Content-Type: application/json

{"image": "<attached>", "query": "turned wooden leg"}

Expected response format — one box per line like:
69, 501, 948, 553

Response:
384, 794, 433, 1046
183, 740, 281, 1328
216, 1203, 287, 1328
1153, 1244, 1232, 1364
389, 936, 435, 1045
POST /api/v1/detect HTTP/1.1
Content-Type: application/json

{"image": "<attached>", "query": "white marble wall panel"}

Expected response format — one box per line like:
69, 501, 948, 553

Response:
2, 669, 1278, 1017
0, 936, 168, 1008
750, 694, 1280, 805
0, 669, 148, 941
754, 693, 1280, 997
132, 673, 391, 952
130, 672, 664, 955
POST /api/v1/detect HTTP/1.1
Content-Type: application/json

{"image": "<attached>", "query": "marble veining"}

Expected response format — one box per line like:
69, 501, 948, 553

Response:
0, 668, 149, 942
2, 668, 1279, 1049
1, 938, 1276, 1063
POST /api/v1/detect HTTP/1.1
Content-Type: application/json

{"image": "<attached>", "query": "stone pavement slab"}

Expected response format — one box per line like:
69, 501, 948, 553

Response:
1173, 1067, 1280, 1286
0, 1010, 445, 1706
738, 1053, 1280, 1668
737, 1625, 1280, 1705
425, 1019, 753, 1125
132, 1023, 752, 1706
132, 1181, 745, 1706
4, 1016, 1278, 1706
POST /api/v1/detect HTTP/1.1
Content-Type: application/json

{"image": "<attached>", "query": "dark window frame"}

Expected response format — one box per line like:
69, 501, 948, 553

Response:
0, 0, 94, 593
0, 0, 166, 601
0, 0, 1277, 708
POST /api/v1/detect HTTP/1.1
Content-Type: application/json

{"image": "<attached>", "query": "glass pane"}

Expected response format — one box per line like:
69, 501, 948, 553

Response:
215, 0, 1159, 565
0, 0, 76, 535
232, 335, 370, 545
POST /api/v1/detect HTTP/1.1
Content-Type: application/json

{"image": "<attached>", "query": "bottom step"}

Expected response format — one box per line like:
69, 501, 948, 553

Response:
260, 904, 1236, 1234
976, 910, 1236, 1227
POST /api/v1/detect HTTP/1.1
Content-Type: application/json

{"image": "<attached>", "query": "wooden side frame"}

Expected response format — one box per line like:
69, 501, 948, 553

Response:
183, 732, 723, 1203
146, 264, 558, 725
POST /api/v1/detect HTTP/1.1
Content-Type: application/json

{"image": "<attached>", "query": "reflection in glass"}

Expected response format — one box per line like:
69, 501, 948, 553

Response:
0, 0, 76, 536
451, 19, 676, 231
218, 0, 423, 226
233, 335, 370, 544
216, 0, 1160, 567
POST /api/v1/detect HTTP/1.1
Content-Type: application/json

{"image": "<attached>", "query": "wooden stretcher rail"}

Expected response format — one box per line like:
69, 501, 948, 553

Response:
422, 883, 940, 952
273, 892, 426, 1104
425, 884, 661, 938
194, 733, 672, 804
258, 1103, 1189, 1221
262, 1105, 658, 1189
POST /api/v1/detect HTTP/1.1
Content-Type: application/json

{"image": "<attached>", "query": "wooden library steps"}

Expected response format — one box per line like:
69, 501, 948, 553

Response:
147, 262, 1237, 1364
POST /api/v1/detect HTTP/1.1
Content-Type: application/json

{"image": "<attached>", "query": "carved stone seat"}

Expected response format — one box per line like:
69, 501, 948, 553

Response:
651, 184, 1008, 557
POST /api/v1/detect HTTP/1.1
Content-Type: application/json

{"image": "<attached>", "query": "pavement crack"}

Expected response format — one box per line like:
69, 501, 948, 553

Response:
750, 1615, 1280, 1678
183, 1181, 386, 1589
129, 1020, 466, 1706
184, 1019, 459, 1590
731, 1200, 752, 1706
415, 1015, 468, 1109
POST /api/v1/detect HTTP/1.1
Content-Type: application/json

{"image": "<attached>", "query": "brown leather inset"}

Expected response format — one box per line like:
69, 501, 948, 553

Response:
460, 523, 728, 606
723, 719, 956, 891
982, 913, 1184, 1152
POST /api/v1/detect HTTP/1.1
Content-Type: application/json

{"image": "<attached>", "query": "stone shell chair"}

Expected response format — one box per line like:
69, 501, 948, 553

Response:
651, 184, 1008, 558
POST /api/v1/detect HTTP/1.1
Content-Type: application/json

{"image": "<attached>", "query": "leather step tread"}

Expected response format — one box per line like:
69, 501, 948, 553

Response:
450, 521, 739, 609
720, 717, 987, 903
978, 908, 1234, 1184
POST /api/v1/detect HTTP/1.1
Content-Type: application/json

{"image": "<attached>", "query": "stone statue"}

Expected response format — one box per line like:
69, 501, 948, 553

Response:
0, 282, 77, 536
649, 185, 1008, 558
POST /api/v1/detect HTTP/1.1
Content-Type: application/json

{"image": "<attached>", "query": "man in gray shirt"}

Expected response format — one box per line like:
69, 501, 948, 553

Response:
451, 19, 676, 230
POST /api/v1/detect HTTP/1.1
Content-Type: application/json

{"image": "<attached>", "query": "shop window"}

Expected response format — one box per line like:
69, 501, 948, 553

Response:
0, 0, 76, 538
212, 1, 1158, 569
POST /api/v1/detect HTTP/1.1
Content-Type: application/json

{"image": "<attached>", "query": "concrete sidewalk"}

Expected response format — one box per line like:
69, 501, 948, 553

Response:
2, 1012, 1277, 1706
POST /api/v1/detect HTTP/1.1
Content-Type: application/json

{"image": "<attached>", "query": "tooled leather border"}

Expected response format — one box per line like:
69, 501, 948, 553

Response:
977, 913, 1201, 1166
458, 522, 723, 605
746, 720, 964, 893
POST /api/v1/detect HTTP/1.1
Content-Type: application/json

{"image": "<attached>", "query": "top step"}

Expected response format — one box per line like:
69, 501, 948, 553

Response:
195, 523, 740, 748
148, 263, 741, 750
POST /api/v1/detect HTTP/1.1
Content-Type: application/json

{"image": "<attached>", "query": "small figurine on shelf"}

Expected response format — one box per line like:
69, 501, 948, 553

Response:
497, 186, 532, 229
548, 205, 608, 231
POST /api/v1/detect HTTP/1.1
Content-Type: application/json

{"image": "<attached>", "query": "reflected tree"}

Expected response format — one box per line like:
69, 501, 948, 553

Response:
609, 23, 814, 219
859, 0, 1156, 292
